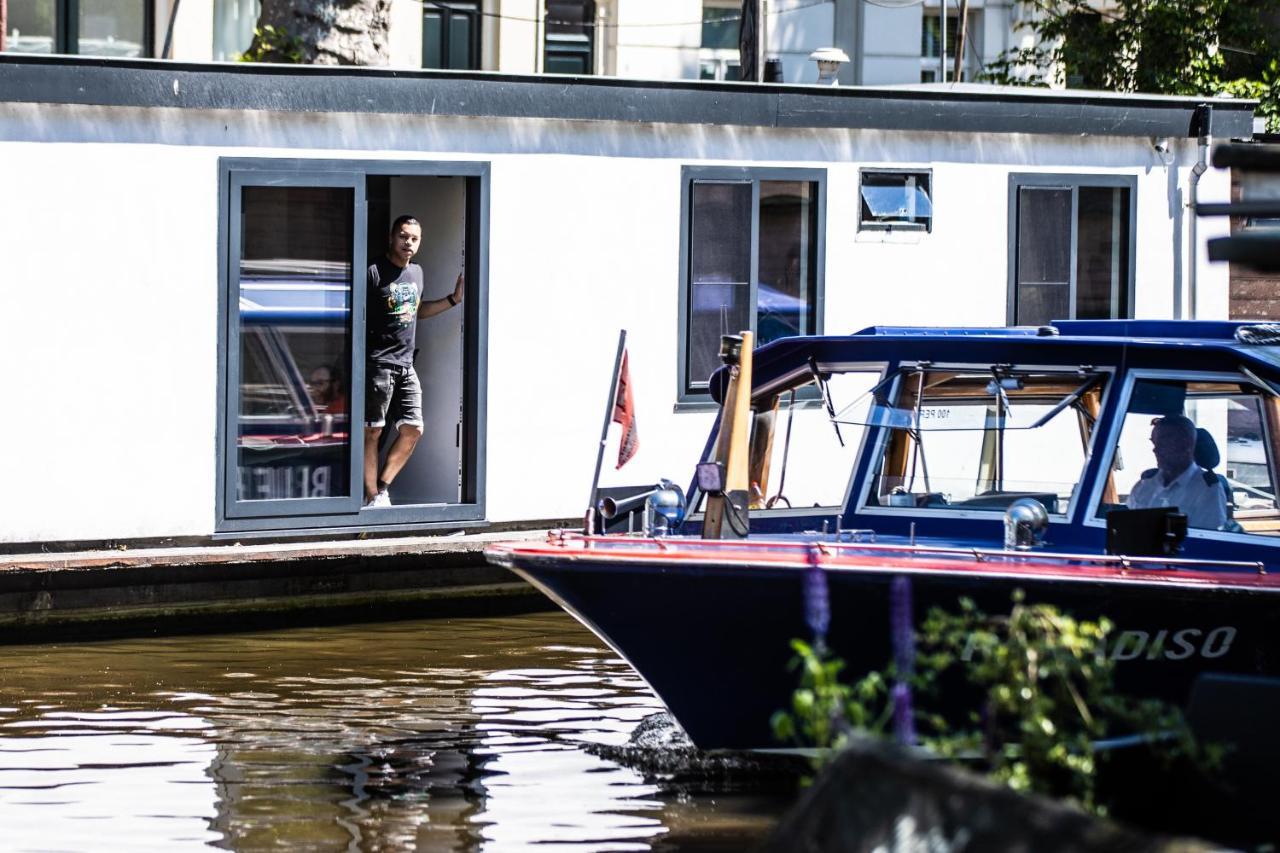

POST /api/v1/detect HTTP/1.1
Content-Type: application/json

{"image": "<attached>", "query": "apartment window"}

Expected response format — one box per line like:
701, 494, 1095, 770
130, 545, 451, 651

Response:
921, 13, 958, 60
4, 0, 150, 55
544, 0, 595, 74
921, 11, 979, 82
680, 168, 825, 398
699, 0, 740, 80
424, 1, 480, 70
1008, 174, 1135, 327
212, 0, 258, 61
859, 170, 932, 232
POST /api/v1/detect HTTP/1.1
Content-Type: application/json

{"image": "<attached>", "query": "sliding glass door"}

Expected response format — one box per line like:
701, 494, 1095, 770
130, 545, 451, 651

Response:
224, 172, 366, 518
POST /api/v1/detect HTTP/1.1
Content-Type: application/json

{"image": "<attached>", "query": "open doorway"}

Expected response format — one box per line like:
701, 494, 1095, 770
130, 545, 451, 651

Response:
366, 174, 474, 507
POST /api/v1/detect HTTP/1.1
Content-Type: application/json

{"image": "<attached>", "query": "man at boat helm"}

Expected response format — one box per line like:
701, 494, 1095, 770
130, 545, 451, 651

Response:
1126, 414, 1228, 530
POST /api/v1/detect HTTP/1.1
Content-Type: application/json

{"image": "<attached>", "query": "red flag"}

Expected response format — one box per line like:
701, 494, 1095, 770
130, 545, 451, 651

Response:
612, 351, 639, 468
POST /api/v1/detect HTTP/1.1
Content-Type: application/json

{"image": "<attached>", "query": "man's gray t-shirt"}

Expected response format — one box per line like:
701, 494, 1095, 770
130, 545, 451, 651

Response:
367, 257, 423, 367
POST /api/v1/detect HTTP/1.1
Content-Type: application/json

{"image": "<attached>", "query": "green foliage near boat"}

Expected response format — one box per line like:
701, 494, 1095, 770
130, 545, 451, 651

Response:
979, 0, 1280, 132
771, 592, 1220, 816
238, 25, 307, 64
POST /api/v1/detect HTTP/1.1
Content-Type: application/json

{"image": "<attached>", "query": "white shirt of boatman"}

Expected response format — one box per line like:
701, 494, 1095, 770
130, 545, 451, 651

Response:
1126, 462, 1227, 531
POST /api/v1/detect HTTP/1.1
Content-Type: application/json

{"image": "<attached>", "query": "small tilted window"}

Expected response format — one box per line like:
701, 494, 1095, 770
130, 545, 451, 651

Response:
859, 170, 932, 232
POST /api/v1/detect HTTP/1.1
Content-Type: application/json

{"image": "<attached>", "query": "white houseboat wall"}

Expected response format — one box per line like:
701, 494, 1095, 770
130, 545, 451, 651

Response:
0, 56, 1252, 546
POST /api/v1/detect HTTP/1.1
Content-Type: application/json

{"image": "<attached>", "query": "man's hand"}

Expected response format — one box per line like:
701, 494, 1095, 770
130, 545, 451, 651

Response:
417, 271, 466, 319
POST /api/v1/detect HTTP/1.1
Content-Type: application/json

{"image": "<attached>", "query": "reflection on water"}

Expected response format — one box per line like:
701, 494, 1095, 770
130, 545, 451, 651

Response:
0, 612, 788, 851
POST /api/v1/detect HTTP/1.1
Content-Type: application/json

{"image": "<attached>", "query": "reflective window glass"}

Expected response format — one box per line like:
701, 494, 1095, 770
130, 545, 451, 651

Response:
684, 175, 822, 394
867, 368, 1107, 514
77, 0, 144, 56
6, 0, 56, 52
1013, 180, 1132, 327
859, 171, 932, 231
758, 180, 817, 344
1100, 379, 1279, 534
236, 186, 354, 503
689, 181, 752, 387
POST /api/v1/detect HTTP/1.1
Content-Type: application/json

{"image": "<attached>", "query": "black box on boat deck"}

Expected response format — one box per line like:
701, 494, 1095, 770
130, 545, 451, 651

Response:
1104, 507, 1188, 557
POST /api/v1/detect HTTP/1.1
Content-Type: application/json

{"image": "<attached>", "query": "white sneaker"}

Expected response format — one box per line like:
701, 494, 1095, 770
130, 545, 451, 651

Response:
368, 489, 392, 508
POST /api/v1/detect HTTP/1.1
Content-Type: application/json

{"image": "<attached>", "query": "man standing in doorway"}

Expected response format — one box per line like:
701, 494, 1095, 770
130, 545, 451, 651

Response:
365, 215, 465, 507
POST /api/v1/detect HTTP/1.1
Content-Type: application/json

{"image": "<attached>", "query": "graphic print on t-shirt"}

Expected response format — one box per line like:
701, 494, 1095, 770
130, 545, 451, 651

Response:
387, 281, 420, 326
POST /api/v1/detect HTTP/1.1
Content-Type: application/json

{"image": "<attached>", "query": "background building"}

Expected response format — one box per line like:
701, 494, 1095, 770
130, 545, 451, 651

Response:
0, 0, 1025, 85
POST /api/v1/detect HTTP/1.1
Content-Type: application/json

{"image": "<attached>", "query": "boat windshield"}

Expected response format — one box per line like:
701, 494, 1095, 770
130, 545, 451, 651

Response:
834, 365, 1104, 431
862, 366, 1107, 515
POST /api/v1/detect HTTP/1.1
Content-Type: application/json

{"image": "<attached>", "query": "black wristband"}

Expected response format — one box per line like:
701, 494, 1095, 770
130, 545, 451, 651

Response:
447, 293, 458, 307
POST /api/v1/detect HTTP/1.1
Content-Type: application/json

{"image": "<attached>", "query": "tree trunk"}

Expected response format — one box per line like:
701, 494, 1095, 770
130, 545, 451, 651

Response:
248, 0, 392, 65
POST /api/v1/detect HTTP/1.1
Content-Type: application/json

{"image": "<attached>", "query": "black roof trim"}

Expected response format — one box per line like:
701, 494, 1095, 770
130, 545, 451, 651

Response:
0, 55, 1256, 139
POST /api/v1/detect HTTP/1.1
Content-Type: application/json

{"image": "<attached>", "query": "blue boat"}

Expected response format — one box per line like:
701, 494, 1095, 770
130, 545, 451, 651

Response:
487, 321, 1280, 756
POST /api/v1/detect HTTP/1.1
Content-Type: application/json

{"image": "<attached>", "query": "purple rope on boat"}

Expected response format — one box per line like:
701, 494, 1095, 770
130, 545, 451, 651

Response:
890, 575, 916, 745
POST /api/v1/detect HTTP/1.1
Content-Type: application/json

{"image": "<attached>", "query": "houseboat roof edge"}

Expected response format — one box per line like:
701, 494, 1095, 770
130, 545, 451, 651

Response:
0, 54, 1256, 139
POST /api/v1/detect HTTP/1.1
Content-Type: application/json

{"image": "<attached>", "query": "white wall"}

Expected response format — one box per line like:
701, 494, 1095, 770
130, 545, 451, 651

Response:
0, 102, 1232, 541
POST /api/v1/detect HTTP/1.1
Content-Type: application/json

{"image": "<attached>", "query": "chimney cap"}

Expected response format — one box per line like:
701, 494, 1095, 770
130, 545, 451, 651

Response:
808, 47, 850, 63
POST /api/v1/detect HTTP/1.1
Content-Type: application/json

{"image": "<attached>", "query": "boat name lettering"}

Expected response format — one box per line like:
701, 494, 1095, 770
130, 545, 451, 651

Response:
960, 626, 1236, 662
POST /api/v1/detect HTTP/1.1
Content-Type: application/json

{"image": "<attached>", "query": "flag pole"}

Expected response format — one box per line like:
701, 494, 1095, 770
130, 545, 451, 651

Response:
587, 329, 628, 532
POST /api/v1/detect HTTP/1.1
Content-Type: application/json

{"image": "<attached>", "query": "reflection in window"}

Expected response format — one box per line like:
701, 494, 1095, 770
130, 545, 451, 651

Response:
236, 186, 353, 502
684, 175, 820, 393
4, 0, 148, 55
544, 0, 594, 74
701, 2, 737, 49
213, 0, 258, 61
859, 171, 932, 231
866, 367, 1107, 514
5, 0, 55, 52
1100, 379, 1279, 533
698, 0, 739, 80
1012, 179, 1131, 326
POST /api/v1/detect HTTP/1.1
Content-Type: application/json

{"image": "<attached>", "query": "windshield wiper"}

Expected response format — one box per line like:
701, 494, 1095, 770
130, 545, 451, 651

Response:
809, 356, 845, 448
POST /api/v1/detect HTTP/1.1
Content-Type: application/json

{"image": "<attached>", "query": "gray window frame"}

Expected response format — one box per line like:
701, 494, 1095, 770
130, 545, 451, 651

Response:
1006, 172, 1137, 327
858, 167, 933, 233
216, 157, 491, 535
676, 165, 827, 405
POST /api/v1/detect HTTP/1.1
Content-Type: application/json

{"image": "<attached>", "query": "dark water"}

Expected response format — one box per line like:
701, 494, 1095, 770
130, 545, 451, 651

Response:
0, 611, 791, 851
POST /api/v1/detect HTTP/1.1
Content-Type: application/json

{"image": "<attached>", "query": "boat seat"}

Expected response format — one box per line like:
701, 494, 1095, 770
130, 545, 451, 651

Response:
1194, 428, 1243, 532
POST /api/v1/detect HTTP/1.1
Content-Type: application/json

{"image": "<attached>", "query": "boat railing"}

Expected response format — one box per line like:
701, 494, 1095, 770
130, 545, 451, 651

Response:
545, 530, 1269, 576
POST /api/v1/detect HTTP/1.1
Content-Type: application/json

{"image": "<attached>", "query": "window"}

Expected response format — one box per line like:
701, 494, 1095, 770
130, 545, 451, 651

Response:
1009, 175, 1135, 327
212, 0, 258, 61
859, 170, 932, 232
544, 0, 594, 74
231, 183, 357, 510
921, 11, 980, 82
749, 371, 882, 511
862, 366, 1109, 516
699, 0, 740, 81
921, 13, 958, 60
423, 1, 480, 70
1097, 377, 1280, 535
4, 0, 150, 55
680, 168, 824, 398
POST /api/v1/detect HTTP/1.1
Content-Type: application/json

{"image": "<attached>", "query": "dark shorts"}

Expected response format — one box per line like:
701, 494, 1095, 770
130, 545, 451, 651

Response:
365, 363, 423, 429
